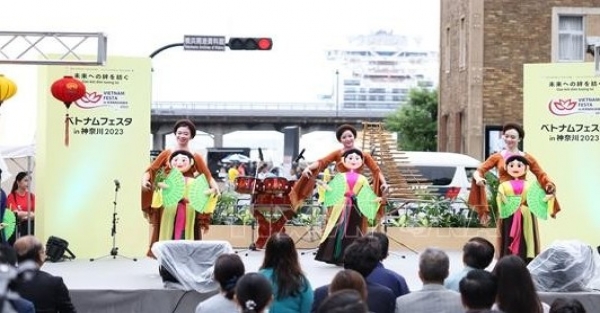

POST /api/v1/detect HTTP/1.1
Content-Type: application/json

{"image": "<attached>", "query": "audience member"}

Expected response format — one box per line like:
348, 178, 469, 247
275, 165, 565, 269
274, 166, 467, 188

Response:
317, 290, 368, 313
11, 236, 77, 313
395, 248, 463, 313
0, 245, 35, 313
259, 233, 313, 313
459, 269, 501, 313
445, 236, 495, 292
366, 232, 410, 297
235, 273, 273, 313
195, 253, 245, 313
312, 236, 395, 313
492, 255, 550, 313
549, 298, 586, 313
329, 269, 368, 301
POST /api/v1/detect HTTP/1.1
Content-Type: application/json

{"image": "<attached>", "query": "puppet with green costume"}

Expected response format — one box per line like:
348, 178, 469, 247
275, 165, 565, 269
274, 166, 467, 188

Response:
315, 148, 380, 265
497, 154, 555, 262
155, 150, 217, 241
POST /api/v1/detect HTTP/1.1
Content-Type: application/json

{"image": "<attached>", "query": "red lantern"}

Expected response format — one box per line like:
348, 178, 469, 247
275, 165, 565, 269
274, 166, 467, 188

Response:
51, 76, 86, 146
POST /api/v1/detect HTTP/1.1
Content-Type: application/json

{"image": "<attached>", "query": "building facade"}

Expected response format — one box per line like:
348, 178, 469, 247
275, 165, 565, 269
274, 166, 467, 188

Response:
439, 0, 600, 160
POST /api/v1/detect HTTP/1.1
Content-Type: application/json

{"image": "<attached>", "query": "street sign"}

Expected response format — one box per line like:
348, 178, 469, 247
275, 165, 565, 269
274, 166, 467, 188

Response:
183, 35, 226, 51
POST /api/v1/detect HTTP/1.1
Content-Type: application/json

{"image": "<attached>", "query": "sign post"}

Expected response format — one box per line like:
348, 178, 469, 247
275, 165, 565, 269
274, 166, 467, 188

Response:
183, 35, 227, 51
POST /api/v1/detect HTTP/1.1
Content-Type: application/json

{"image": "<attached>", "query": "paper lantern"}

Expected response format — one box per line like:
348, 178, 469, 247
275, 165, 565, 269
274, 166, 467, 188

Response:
51, 76, 86, 146
0, 74, 17, 107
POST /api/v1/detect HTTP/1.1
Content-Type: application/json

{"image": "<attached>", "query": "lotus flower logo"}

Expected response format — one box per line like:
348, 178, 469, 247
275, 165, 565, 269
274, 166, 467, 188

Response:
548, 99, 578, 116
75, 91, 105, 109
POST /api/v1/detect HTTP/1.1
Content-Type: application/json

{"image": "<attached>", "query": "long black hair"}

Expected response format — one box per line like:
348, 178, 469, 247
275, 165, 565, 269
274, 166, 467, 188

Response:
259, 233, 308, 299
10, 172, 29, 195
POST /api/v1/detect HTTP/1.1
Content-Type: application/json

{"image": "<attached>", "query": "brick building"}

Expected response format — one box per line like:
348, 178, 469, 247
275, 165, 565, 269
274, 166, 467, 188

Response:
439, 0, 600, 160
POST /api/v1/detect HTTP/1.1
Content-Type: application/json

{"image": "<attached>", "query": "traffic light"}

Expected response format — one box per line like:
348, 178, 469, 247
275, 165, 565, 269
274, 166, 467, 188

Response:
227, 38, 273, 50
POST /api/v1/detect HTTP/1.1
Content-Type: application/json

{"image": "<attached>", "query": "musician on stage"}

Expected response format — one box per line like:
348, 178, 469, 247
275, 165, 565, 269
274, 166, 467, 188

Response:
289, 124, 388, 232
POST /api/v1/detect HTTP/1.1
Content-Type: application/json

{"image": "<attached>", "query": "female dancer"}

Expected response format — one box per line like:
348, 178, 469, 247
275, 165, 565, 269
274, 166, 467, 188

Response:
289, 124, 387, 231
141, 119, 220, 257
468, 123, 560, 259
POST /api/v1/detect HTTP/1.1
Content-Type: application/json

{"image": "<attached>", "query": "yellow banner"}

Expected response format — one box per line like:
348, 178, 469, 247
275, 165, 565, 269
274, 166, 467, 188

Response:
523, 62, 600, 248
37, 56, 151, 258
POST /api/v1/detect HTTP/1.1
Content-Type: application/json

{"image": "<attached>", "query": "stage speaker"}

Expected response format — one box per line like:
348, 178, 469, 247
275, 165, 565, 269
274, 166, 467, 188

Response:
45, 236, 76, 262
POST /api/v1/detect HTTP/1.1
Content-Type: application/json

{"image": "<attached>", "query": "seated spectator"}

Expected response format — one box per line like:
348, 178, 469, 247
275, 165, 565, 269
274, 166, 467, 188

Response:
395, 248, 463, 313
317, 290, 369, 313
195, 253, 245, 312
259, 233, 313, 313
492, 255, 550, 313
366, 232, 410, 297
329, 269, 368, 301
235, 273, 273, 313
312, 236, 395, 313
445, 236, 495, 292
11, 235, 77, 313
0, 245, 35, 313
459, 269, 501, 313
549, 298, 586, 313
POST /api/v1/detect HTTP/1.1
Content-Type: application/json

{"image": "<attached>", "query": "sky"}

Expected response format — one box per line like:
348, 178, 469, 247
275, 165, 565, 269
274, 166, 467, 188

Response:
0, 0, 440, 161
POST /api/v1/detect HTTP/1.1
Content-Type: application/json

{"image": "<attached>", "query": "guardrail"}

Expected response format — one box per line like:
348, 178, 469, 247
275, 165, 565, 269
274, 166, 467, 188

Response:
151, 101, 396, 118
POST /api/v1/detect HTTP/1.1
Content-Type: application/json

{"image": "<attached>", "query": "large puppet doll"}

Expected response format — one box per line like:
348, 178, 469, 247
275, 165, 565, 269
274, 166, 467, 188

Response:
314, 148, 380, 265
497, 155, 555, 262
156, 150, 216, 241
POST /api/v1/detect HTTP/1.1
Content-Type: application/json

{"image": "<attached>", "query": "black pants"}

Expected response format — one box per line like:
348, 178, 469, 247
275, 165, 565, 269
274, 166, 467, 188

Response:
8, 220, 35, 245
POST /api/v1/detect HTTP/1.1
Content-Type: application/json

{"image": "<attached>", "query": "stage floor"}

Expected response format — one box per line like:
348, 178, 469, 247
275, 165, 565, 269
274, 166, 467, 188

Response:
40, 247, 451, 313
40, 248, 600, 313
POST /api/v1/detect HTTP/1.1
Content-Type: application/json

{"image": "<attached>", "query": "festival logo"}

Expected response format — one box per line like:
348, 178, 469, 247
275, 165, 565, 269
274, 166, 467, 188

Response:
548, 97, 600, 116
75, 90, 130, 110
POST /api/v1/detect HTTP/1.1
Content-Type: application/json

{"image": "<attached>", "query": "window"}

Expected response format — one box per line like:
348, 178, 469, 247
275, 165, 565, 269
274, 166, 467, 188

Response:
459, 17, 466, 68
408, 166, 456, 186
558, 15, 584, 61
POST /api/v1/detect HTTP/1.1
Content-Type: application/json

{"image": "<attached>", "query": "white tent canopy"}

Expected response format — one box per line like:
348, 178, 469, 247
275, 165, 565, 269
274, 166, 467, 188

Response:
0, 144, 35, 191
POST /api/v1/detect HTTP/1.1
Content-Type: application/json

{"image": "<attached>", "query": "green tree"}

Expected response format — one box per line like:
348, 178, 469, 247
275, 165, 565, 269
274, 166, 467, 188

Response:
385, 88, 438, 151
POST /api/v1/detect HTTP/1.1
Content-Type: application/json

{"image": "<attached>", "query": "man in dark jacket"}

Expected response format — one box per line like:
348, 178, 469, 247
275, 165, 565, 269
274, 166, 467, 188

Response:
11, 236, 76, 313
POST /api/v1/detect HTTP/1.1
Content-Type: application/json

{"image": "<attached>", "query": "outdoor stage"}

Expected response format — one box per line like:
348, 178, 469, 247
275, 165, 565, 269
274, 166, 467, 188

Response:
42, 248, 599, 313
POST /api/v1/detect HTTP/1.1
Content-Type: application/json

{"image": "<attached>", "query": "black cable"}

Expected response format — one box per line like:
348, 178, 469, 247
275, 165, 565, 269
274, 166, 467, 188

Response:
170, 290, 193, 313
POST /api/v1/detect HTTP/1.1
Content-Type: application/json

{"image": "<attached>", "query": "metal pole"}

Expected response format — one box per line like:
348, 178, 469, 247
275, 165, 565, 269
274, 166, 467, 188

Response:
335, 69, 339, 117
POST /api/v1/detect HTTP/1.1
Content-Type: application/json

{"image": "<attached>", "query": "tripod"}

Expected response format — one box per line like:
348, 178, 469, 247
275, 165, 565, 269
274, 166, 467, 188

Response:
381, 200, 419, 257
90, 180, 137, 262
297, 202, 324, 256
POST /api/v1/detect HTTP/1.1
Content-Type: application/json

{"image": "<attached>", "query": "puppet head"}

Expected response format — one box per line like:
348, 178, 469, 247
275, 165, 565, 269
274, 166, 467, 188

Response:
342, 148, 364, 171
505, 155, 529, 179
169, 150, 195, 173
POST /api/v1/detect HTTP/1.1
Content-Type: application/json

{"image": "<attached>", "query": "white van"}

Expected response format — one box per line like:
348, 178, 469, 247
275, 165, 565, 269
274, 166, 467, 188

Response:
397, 151, 483, 204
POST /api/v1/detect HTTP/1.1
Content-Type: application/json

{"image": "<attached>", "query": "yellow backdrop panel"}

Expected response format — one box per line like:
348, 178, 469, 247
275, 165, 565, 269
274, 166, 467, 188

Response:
523, 62, 600, 248
36, 56, 151, 258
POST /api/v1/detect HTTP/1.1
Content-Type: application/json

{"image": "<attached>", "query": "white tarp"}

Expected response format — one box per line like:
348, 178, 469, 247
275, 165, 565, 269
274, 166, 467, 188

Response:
0, 144, 35, 191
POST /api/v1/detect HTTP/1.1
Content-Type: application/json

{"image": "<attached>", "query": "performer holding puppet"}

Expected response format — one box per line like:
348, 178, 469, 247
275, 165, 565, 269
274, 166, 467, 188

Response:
291, 124, 388, 233
497, 155, 555, 262
315, 148, 380, 265
156, 150, 217, 241
468, 123, 560, 259
141, 119, 220, 257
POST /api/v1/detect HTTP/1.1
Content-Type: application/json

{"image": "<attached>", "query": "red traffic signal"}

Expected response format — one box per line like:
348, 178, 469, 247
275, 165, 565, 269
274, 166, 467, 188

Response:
228, 38, 273, 50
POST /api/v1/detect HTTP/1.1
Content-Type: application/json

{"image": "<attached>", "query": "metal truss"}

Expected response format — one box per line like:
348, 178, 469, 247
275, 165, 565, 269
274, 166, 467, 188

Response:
0, 31, 107, 66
